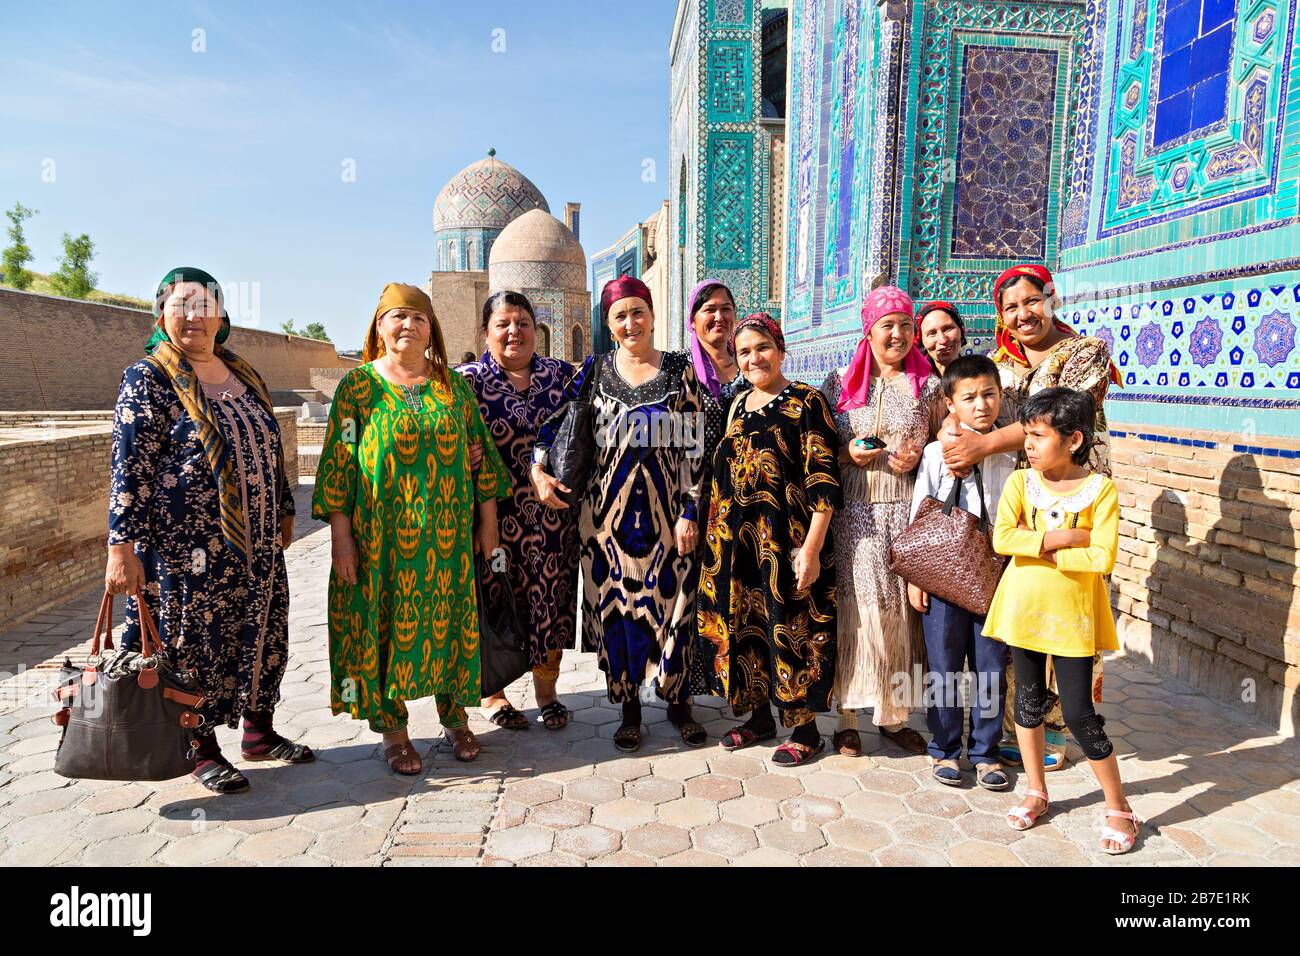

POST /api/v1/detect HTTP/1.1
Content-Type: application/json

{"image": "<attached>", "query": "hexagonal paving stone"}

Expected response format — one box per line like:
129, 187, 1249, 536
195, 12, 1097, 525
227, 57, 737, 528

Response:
744, 773, 804, 801
684, 774, 744, 802
804, 846, 877, 867
590, 850, 654, 867
956, 811, 1025, 846
841, 790, 908, 823
657, 797, 719, 829
76, 808, 156, 841
660, 849, 727, 866
573, 707, 622, 725
82, 833, 168, 866
564, 776, 625, 806
237, 827, 316, 864
890, 815, 960, 849
859, 769, 919, 795
693, 821, 759, 858
530, 799, 593, 830
503, 779, 563, 807
484, 824, 555, 862
718, 795, 780, 827
708, 754, 765, 780
295, 803, 367, 832
733, 846, 801, 866
555, 824, 622, 860
77, 784, 152, 815
948, 840, 1023, 866
904, 788, 971, 819
874, 844, 949, 866
625, 822, 691, 858
757, 819, 826, 856
779, 794, 842, 825
1012, 834, 1091, 866
823, 818, 891, 853
311, 824, 389, 863
1199, 820, 1275, 856
648, 755, 710, 780
801, 771, 860, 798
591, 798, 657, 830
625, 777, 685, 805
596, 757, 653, 782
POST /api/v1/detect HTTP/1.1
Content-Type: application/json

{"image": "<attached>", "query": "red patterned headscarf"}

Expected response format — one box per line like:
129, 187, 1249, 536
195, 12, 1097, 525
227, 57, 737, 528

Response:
837, 285, 932, 411
992, 264, 1121, 386
730, 312, 784, 353
600, 275, 653, 321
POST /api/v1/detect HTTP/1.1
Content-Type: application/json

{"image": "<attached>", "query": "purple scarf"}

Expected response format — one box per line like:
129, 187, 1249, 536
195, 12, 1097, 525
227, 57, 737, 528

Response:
687, 278, 735, 401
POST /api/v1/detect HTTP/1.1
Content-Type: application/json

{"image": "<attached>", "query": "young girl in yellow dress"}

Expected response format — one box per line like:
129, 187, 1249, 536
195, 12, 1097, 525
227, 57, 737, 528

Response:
983, 387, 1139, 854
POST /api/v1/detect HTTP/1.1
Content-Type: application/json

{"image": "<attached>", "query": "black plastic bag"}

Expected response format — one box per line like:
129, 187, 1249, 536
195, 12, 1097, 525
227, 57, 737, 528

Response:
478, 564, 529, 697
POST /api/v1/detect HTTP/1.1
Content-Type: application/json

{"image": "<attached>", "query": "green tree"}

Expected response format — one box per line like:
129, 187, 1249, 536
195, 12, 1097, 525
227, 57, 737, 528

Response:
48, 232, 98, 299
303, 321, 331, 342
2, 203, 38, 290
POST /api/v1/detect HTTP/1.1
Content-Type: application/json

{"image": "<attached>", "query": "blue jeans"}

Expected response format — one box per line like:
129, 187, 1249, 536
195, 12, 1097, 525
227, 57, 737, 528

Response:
921, 595, 1006, 765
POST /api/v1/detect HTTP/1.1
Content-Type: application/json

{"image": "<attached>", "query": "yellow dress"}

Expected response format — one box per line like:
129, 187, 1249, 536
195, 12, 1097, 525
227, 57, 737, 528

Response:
983, 469, 1119, 658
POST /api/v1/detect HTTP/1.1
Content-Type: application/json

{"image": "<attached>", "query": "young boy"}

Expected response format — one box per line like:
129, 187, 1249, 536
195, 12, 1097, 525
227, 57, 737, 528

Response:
907, 354, 1018, 790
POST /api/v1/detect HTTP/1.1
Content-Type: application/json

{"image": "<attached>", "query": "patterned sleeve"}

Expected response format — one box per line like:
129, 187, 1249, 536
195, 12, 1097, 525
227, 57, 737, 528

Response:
311, 369, 364, 520
1049, 336, 1113, 411
108, 362, 167, 545
676, 356, 706, 524
458, 373, 510, 503
800, 387, 843, 512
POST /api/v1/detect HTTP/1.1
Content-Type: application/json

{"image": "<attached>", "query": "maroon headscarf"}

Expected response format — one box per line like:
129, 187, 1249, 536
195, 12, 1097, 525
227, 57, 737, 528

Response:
600, 275, 653, 321
730, 312, 784, 353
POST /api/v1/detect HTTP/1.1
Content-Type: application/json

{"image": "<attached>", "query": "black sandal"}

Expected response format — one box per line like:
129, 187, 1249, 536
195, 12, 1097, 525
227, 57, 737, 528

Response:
613, 723, 642, 752
720, 725, 776, 751
241, 737, 316, 763
537, 700, 570, 731
193, 760, 250, 794
485, 703, 530, 730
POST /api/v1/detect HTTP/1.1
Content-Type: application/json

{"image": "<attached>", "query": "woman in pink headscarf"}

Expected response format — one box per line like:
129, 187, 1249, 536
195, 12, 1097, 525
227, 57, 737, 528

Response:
820, 286, 943, 758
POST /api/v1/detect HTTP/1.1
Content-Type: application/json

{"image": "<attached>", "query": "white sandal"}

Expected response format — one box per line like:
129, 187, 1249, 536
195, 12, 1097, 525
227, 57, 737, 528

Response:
1006, 788, 1049, 831
1100, 808, 1140, 855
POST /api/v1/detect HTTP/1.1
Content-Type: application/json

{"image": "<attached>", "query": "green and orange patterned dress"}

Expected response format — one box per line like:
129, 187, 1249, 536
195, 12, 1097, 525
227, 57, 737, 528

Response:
312, 363, 509, 732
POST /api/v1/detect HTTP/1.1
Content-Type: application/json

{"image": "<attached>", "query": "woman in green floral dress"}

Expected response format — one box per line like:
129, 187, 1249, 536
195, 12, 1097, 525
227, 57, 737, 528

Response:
314, 284, 509, 774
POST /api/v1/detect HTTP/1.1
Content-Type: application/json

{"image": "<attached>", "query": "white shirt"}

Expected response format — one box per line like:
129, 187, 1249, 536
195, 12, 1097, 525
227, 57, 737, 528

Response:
909, 424, 1018, 523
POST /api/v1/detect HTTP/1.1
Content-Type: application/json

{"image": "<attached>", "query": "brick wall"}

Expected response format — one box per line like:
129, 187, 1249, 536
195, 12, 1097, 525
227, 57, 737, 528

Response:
0, 288, 357, 411
1109, 426, 1300, 735
0, 409, 299, 629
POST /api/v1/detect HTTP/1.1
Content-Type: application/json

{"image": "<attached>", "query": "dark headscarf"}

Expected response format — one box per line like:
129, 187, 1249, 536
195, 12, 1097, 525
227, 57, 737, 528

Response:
599, 275, 653, 321
146, 266, 231, 354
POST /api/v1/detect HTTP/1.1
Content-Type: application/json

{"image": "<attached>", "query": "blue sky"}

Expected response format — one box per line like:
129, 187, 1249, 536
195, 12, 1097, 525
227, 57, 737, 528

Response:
0, 1, 675, 347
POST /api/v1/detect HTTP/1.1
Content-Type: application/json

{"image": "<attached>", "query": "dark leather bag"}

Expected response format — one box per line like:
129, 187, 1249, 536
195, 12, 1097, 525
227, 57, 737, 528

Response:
539, 354, 603, 506
53, 590, 207, 781
477, 565, 530, 697
887, 466, 1008, 617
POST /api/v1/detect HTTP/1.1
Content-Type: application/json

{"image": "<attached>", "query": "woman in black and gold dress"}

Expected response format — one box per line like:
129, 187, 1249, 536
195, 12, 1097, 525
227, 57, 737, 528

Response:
697, 313, 842, 766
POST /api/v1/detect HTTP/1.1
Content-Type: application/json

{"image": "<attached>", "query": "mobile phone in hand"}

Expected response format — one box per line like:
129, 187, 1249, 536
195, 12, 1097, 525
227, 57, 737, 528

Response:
854, 435, 887, 451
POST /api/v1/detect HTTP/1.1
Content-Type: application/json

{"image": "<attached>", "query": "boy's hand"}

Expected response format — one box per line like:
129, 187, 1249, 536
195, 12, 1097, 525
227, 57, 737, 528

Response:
907, 583, 929, 613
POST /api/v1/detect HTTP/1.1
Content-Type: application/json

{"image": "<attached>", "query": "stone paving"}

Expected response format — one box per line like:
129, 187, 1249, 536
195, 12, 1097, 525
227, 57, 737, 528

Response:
1, 486, 1298, 867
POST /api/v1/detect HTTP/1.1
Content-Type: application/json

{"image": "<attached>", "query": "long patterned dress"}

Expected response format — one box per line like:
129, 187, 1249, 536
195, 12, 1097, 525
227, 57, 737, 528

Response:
109, 357, 293, 730
991, 333, 1114, 753
821, 369, 943, 726
697, 382, 842, 727
568, 351, 707, 704
312, 364, 510, 729
458, 352, 579, 669
688, 369, 747, 696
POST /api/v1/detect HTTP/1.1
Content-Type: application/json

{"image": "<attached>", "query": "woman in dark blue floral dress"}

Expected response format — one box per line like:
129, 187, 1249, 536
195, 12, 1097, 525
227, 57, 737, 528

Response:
459, 291, 580, 731
105, 267, 311, 794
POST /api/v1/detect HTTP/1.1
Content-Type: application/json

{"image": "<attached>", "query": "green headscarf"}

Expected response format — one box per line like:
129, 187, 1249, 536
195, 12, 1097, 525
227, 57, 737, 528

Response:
146, 266, 232, 354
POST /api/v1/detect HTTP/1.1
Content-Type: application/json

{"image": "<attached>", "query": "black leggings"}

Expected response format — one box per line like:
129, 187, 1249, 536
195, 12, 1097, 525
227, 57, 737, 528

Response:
1010, 647, 1113, 761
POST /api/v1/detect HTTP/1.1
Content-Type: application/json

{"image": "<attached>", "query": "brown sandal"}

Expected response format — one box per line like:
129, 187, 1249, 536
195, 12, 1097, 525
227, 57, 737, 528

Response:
880, 724, 928, 755
832, 728, 862, 757
383, 741, 422, 776
447, 727, 481, 762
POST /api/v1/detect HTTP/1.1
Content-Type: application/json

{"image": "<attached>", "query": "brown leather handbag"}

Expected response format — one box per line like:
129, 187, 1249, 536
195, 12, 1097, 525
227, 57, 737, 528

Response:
53, 590, 207, 781
887, 466, 1008, 617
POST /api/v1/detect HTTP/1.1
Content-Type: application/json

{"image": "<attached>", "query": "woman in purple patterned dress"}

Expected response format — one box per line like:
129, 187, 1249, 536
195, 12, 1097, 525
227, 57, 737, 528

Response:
459, 291, 580, 731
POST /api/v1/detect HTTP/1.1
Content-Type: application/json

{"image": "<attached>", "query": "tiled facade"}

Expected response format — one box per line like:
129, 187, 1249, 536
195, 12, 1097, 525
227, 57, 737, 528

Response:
670, 1, 787, 350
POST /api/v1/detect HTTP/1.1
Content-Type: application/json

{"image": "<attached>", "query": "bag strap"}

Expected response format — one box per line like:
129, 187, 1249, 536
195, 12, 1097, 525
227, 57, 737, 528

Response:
938, 465, 990, 528
91, 590, 161, 659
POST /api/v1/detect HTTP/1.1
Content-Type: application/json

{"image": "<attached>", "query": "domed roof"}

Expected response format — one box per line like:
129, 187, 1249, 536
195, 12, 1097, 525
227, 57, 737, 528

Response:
433, 150, 549, 231
488, 209, 586, 268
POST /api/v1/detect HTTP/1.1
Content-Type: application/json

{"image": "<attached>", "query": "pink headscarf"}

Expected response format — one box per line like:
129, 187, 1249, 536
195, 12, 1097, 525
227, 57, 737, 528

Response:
836, 285, 931, 412
687, 278, 734, 400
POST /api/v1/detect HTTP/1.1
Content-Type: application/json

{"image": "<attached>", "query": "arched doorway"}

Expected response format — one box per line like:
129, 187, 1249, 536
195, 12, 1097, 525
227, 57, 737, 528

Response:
538, 324, 551, 357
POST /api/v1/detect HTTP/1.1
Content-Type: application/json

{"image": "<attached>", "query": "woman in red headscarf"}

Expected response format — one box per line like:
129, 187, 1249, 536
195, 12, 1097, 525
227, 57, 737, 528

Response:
531, 276, 709, 753
820, 286, 944, 758
940, 264, 1119, 477
939, 263, 1119, 774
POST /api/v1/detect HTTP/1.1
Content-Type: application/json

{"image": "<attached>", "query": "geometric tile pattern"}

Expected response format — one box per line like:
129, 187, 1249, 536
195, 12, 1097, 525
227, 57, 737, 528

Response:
707, 40, 752, 123
951, 46, 1059, 260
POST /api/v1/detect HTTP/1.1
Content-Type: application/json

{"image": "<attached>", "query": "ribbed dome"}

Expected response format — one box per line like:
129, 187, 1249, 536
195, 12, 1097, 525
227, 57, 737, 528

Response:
489, 210, 586, 268
433, 152, 549, 231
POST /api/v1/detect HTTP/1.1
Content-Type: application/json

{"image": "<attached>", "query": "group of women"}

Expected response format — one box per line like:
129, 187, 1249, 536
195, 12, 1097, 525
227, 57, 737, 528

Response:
106, 260, 1115, 790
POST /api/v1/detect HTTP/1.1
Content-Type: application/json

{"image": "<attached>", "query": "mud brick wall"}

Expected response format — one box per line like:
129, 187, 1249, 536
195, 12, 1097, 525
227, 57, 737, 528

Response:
1108, 426, 1300, 735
